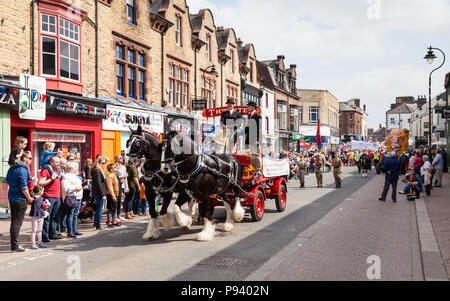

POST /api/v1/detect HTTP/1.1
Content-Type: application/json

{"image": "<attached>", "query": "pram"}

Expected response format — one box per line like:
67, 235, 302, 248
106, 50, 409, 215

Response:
78, 183, 96, 223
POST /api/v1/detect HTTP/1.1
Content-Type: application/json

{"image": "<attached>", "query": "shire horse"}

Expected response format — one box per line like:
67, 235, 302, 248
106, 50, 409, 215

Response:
126, 125, 196, 240
161, 130, 246, 242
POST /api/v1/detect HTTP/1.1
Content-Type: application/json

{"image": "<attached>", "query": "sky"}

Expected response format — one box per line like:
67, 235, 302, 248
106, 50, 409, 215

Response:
188, 0, 450, 129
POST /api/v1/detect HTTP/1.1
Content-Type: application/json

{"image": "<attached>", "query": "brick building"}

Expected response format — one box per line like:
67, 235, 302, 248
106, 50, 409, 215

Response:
339, 99, 367, 142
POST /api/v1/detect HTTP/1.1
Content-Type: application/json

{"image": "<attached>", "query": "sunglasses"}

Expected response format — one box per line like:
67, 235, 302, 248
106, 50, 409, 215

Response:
101, 162, 106, 164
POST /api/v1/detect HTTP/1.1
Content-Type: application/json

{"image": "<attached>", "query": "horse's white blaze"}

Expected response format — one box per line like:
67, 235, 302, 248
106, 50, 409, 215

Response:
173, 205, 192, 229
197, 218, 215, 242
233, 199, 245, 223
160, 148, 171, 173
161, 213, 175, 231
223, 201, 235, 232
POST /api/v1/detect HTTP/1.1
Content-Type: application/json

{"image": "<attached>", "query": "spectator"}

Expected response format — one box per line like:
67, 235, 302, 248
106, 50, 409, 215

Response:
6, 151, 34, 252
360, 150, 371, 178
90, 156, 108, 230
83, 158, 93, 182
106, 163, 120, 227
41, 142, 60, 169
125, 160, 139, 219
38, 156, 63, 242
29, 185, 47, 249
8, 136, 27, 165
139, 178, 147, 216
115, 154, 128, 222
379, 151, 400, 203
420, 155, 432, 197
62, 165, 83, 237
432, 149, 444, 187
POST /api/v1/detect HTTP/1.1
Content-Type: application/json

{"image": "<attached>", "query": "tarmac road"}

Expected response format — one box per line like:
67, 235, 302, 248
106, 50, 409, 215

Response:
0, 166, 366, 281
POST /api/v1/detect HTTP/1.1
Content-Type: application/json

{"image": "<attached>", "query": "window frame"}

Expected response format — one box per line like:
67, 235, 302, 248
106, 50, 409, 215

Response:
126, 0, 136, 25
168, 62, 190, 109
202, 76, 216, 109
309, 106, 318, 124
115, 43, 147, 100
175, 16, 182, 46
39, 13, 81, 83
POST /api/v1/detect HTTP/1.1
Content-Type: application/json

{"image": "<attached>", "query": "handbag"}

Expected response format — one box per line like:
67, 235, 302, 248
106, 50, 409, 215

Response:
64, 195, 78, 208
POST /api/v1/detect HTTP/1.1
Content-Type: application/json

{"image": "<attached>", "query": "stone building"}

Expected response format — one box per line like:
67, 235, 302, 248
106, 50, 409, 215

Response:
297, 89, 340, 149
257, 56, 300, 152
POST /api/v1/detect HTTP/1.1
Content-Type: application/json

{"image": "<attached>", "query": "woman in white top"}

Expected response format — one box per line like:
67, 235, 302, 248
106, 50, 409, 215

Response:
62, 165, 83, 237
421, 155, 432, 197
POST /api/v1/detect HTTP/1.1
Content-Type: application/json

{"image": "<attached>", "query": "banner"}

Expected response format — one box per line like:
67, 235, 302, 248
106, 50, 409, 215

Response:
350, 140, 380, 151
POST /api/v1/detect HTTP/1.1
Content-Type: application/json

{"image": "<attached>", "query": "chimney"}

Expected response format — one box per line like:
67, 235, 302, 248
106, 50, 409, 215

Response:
379, 124, 382, 129
237, 37, 243, 48
363, 104, 366, 111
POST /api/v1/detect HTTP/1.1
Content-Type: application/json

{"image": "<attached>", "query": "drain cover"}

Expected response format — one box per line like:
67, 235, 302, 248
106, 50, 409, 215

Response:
197, 256, 244, 268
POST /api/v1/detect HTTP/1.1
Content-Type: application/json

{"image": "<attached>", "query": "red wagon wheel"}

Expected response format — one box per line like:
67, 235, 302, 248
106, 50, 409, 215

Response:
250, 190, 265, 222
275, 184, 287, 212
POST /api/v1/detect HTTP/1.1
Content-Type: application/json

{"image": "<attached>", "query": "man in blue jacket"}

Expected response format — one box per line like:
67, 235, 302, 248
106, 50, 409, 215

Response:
6, 151, 34, 252
379, 151, 401, 203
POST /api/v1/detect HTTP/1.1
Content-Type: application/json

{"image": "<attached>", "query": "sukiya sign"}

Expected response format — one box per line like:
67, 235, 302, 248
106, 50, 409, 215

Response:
103, 105, 165, 134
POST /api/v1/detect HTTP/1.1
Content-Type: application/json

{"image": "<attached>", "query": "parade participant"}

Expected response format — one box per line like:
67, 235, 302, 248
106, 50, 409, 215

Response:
379, 151, 400, 203
297, 153, 308, 188
219, 98, 242, 154
245, 100, 262, 178
314, 149, 326, 188
355, 150, 361, 173
6, 151, 34, 252
332, 152, 343, 188
360, 150, 371, 178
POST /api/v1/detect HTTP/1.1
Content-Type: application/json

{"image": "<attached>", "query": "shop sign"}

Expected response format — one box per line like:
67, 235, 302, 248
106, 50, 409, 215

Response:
47, 96, 107, 119
279, 133, 290, 139
19, 74, 46, 121
203, 106, 249, 118
0, 86, 19, 109
33, 131, 86, 143
291, 133, 303, 140
103, 105, 165, 134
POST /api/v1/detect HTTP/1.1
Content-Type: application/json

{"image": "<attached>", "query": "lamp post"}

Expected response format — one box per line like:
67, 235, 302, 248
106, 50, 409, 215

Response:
202, 64, 219, 139
424, 46, 446, 147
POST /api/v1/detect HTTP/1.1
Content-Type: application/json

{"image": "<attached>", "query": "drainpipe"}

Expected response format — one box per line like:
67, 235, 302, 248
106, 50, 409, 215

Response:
161, 32, 164, 106
194, 50, 197, 101
31, 0, 36, 75
220, 63, 223, 107
95, 0, 98, 98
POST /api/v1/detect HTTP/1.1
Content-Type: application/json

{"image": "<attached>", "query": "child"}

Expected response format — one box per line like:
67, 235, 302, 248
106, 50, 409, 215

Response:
8, 136, 28, 166
8, 136, 32, 183
41, 142, 60, 168
139, 178, 147, 216
30, 186, 48, 249
106, 163, 120, 227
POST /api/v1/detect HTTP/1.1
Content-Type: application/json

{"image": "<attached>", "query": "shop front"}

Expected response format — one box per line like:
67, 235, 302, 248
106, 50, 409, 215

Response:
10, 93, 106, 178
103, 105, 166, 162
0, 84, 18, 177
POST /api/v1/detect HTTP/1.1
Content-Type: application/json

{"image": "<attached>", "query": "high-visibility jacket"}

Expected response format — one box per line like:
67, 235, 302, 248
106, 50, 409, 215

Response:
374, 153, 380, 161
355, 152, 360, 162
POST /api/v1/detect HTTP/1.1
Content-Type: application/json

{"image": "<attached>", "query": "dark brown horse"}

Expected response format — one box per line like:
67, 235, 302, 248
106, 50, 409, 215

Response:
127, 125, 195, 240
161, 130, 245, 241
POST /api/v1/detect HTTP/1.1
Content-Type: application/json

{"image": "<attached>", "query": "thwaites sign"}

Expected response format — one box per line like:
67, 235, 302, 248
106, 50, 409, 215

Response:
103, 105, 165, 134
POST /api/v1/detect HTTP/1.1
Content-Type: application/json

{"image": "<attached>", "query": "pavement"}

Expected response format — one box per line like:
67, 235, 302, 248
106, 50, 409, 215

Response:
246, 172, 450, 281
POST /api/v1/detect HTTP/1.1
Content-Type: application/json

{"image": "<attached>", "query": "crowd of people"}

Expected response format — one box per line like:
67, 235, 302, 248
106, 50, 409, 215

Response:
6, 136, 150, 252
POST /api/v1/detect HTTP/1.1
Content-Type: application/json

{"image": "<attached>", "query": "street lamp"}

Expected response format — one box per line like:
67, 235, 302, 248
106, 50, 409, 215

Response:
423, 46, 446, 147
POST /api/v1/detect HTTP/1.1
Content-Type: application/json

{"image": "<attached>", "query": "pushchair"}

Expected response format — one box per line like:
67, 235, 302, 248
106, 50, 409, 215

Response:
78, 183, 96, 223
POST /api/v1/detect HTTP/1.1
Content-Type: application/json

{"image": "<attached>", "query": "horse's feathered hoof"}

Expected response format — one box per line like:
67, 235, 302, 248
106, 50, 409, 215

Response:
161, 214, 175, 231
223, 222, 234, 232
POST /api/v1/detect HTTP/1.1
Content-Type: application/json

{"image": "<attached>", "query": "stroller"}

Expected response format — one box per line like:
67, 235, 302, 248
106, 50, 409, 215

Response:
78, 182, 96, 223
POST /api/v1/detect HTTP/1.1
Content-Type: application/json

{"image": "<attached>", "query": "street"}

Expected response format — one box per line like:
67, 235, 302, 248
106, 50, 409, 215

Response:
0, 167, 361, 281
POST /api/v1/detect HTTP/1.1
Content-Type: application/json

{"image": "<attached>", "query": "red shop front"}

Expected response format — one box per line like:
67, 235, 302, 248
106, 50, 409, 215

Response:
10, 112, 102, 178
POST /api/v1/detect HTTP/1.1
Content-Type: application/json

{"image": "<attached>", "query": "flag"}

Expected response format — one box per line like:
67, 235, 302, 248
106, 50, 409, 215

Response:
316, 119, 322, 148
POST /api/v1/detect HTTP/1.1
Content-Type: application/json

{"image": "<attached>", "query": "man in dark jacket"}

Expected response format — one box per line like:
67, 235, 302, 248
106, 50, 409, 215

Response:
245, 100, 262, 177
379, 151, 401, 202
6, 151, 34, 252
220, 98, 242, 153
